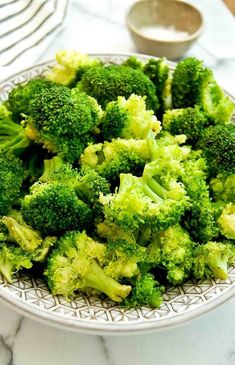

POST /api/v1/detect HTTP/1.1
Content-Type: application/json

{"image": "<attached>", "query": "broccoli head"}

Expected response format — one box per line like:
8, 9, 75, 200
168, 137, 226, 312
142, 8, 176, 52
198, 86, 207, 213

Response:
77, 64, 159, 112
144, 57, 172, 112
80, 138, 151, 185
192, 241, 231, 280
210, 174, 235, 203
103, 240, 145, 280
198, 123, 235, 176
45, 231, 131, 302
146, 225, 194, 285
217, 203, 235, 239
0, 152, 25, 216
46, 50, 102, 86
7, 77, 54, 123
122, 56, 144, 70
171, 57, 234, 123
163, 107, 208, 145
101, 94, 161, 140
0, 234, 32, 283
27, 85, 103, 162
21, 182, 93, 235
123, 273, 163, 308
100, 169, 188, 234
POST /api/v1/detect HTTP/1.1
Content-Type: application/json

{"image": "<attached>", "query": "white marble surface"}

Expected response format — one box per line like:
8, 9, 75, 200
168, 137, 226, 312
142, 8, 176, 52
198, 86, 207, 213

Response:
0, 0, 235, 364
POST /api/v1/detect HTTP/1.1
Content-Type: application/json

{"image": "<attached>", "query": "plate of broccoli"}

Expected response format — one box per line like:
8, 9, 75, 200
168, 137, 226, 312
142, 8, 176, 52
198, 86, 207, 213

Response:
0, 51, 234, 334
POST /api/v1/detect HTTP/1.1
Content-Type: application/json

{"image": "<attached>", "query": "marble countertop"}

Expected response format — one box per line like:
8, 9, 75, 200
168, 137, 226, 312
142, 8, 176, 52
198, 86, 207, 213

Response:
0, 0, 235, 364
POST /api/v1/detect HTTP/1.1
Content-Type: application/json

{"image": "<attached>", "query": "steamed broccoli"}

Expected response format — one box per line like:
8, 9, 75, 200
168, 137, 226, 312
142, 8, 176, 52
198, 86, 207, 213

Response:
210, 174, 235, 203
77, 64, 159, 112
1, 210, 57, 262
171, 57, 234, 123
40, 156, 110, 217
144, 58, 172, 112
124, 273, 163, 308
101, 94, 161, 140
0, 240, 32, 283
26, 86, 103, 162
7, 77, 54, 123
198, 124, 235, 176
100, 167, 188, 234
45, 231, 131, 301
163, 107, 208, 144
146, 225, 194, 285
46, 50, 102, 86
104, 240, 145, 280
80, 138, 151, 185
0, 231, 32, 283
122, 56, 144, 70
192, 241, 231, 280
75, 169, 110, 216
1, 210, 43, 252
96, 221, 137, 244
217, 203, 235, 239
22, 182, 93, 235
0, 152, 25, 216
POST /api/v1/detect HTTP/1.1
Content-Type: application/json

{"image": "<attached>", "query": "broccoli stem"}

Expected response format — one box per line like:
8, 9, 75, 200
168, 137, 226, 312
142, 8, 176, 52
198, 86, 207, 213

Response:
82, 260, 131, 302
40, 156, 64, 182
0, 257, 14, 283
142, 182, 163, 204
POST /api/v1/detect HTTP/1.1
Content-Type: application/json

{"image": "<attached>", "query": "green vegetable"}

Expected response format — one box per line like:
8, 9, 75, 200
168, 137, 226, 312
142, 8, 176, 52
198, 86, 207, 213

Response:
45, 231, 131, 301
78, 64, 159, 112
102, 94, 161, 140
172, 57, 234, 123
0, 152, 25, 216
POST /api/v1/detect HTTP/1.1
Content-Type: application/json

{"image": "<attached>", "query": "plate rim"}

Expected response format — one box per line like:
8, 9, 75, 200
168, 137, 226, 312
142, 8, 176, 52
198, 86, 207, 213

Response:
0, 52, 234, 335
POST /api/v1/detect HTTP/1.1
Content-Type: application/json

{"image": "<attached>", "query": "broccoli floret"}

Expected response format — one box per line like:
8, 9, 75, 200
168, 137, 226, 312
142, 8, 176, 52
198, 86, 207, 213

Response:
181, 152, 219, 242
27, 86, 103, 162
7, 77, 54, 123
101, 94, 161, 140
122, 56, 143, 70
1, 210, 43, 252
123, 273, 163, 308
144, 58, 172, 112
0, 104, 12, 119
100, 167, 188, 234
163, 107, 208, 145
192, 241, 231, 280
171, 57, 234, 123
1, 210, 57, 261
0, 241, 32, 283
210, 174, 235, 203
45, 231, 131, 302
80, 138, 151, 185
0, 116, 31, 156
46, 50, 102, 86
77, 65, 159, 112
198, 124, 235, 176
21, 182, 93, 235
146, 225, 194, 285
104, 240, 145, 280
217, 203, 235, 239
75, 169, 110, 216
40, 156, 110, 217
96, 221, 137, 244
99, 138, 189, 232
0, 152, 25, 216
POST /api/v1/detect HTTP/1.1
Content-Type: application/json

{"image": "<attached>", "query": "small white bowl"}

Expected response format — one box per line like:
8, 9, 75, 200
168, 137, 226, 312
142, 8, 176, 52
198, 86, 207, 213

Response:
126, 0, 204, 60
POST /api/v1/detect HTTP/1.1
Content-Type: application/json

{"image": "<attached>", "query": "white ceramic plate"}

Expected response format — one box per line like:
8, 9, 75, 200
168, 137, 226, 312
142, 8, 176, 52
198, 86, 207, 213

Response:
0, 54, 235, 335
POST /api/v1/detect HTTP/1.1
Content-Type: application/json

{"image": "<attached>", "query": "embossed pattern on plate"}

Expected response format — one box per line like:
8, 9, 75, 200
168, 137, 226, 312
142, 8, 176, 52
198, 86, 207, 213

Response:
0, 54, 234, 334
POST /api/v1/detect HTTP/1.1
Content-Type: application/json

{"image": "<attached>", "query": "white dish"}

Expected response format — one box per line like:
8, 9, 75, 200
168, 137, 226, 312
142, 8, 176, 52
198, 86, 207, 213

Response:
0, 53, 234, 335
